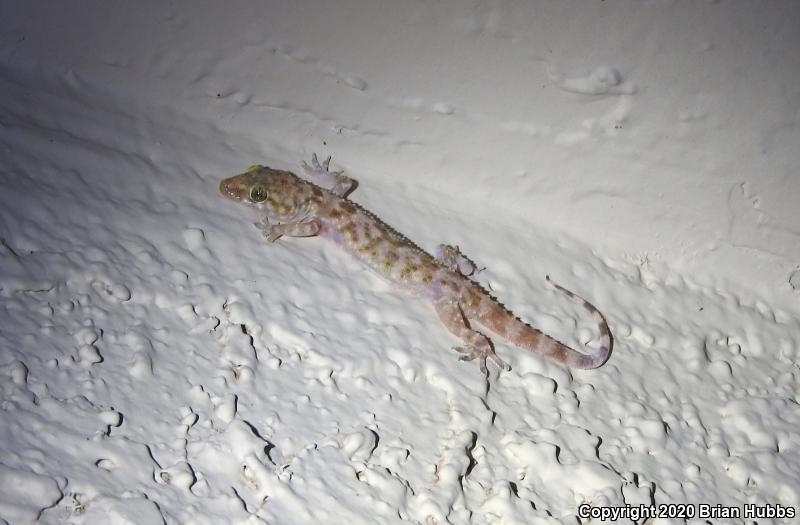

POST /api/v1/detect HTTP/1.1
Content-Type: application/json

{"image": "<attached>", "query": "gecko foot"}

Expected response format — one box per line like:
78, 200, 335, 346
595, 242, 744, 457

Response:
452, 345, 510, 374
434, 244, 475, 277
253, 220, 282, 242
301, 153, 356, 198
302, 153, 343, 177
435, 244, 481, 276
263, 229, 282, 242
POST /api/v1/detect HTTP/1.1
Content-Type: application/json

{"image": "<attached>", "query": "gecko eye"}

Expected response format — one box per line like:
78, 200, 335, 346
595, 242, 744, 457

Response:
250, 185, 268, 202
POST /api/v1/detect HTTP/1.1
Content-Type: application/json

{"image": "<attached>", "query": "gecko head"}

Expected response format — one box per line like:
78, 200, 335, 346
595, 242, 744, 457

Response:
219, 165, 272, 206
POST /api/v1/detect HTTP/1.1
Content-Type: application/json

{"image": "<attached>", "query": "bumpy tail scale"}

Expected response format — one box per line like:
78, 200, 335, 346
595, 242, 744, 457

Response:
473, 276, 611, 369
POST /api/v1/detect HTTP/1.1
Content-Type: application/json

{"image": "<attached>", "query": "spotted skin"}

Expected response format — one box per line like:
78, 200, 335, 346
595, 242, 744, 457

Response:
219, 154, 612, 373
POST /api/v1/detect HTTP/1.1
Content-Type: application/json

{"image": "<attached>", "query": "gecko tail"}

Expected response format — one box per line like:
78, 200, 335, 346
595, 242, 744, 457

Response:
544, 275, 612, 368
473, 277, 612, 369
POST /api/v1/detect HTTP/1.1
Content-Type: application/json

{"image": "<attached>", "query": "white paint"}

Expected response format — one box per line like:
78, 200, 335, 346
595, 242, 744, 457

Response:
0, 1, 798, 523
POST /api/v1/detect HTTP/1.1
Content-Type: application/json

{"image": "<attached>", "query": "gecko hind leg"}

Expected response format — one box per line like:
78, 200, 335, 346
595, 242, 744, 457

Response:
433, 298, 509, 373
435, 244, 477, 276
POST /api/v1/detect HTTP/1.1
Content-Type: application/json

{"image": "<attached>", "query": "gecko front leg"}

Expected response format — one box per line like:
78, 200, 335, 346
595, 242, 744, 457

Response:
255, 217, 321, 242
301, 154, 357, 197
433, 297, 509, 373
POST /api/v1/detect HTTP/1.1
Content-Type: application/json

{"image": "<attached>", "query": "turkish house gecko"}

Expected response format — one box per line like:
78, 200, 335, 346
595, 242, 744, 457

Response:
219, 154, 611, 373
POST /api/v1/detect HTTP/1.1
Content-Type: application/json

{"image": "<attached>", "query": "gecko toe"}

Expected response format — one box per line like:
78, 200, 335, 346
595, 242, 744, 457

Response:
490, 353, 511, 371
263, 229, 282, 242
453, 346, 479, 360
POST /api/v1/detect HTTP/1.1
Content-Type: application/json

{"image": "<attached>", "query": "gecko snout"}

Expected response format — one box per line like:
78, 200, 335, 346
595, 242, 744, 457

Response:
219, 177, 241, 200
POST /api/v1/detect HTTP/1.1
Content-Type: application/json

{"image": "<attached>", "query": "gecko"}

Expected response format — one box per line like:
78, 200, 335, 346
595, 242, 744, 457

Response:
219, 154, 611, 373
